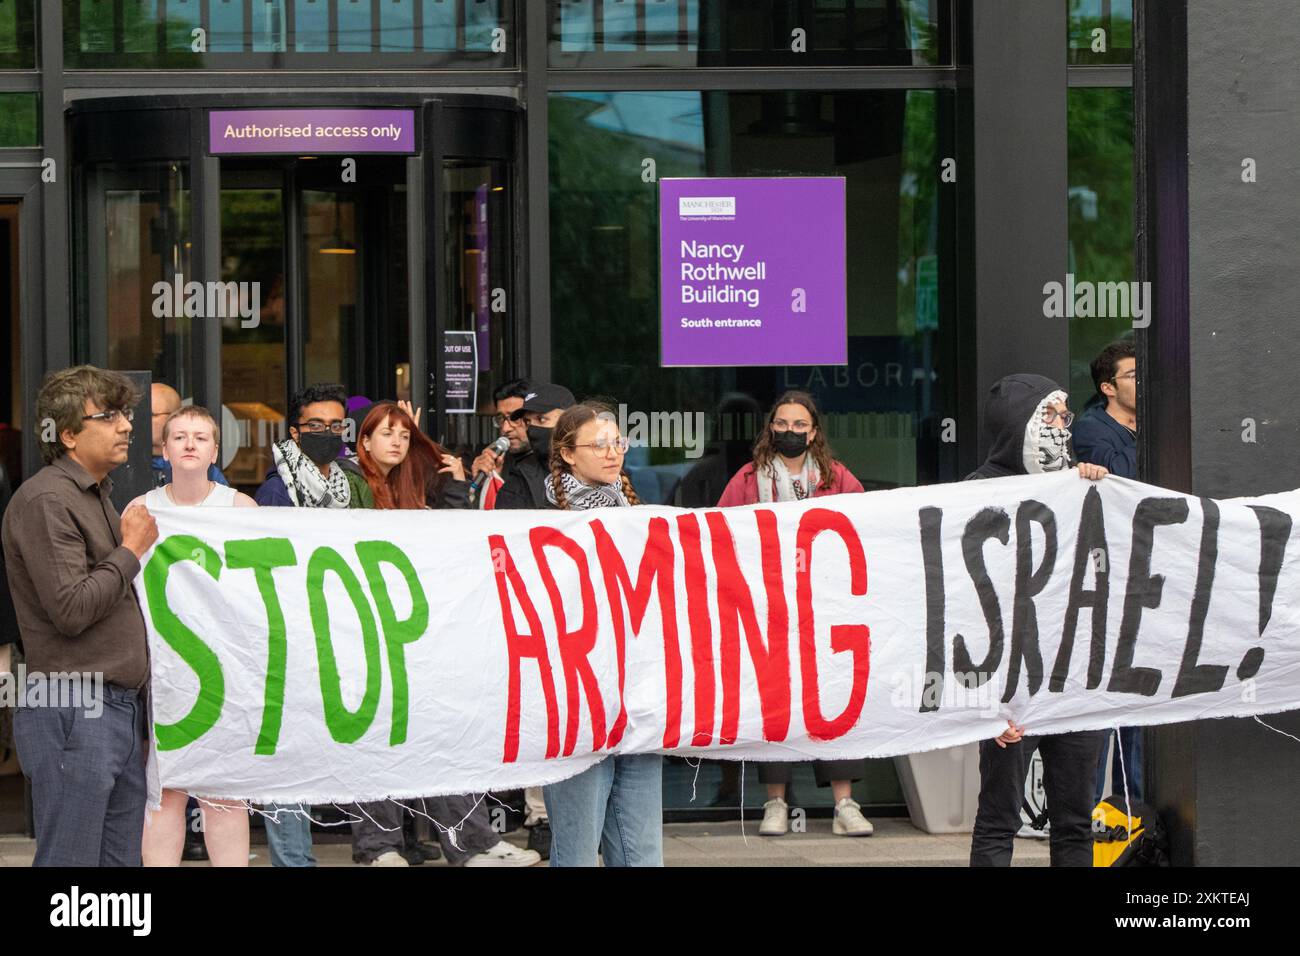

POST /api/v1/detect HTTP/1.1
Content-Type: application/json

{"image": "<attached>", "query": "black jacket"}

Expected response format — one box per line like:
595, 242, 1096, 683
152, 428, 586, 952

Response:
966, 373, 1062, 481
494, 451, 554, 510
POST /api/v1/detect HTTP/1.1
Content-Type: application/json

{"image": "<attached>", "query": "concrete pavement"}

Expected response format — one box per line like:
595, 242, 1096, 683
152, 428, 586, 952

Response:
0, 818, 1051, 867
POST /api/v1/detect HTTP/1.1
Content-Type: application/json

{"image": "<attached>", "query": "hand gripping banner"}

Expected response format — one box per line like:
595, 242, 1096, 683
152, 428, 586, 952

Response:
134, 472, 1300, 804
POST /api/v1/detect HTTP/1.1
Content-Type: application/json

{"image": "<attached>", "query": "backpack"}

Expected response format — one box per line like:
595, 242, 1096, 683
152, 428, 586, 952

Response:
1092, 795, 1170, 867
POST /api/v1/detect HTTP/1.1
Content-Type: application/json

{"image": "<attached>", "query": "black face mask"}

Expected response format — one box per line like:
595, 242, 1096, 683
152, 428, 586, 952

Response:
526, 425, 553, 461
299, 431, 343, 466
771, 429, 809, 459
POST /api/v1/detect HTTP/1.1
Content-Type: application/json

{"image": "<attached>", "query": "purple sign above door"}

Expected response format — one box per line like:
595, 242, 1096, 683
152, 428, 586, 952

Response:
659, 177, 847, 367
208, 109, 417, 155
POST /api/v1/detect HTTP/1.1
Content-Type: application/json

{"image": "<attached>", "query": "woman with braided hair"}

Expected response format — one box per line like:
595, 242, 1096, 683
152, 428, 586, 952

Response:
541, 401, 663, 867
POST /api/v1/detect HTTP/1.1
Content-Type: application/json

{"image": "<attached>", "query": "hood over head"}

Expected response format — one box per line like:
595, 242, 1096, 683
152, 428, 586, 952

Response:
970, 373, 1072, 479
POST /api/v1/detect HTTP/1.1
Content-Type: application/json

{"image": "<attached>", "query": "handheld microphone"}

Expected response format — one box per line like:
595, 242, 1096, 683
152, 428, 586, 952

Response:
469, 436, 511, 496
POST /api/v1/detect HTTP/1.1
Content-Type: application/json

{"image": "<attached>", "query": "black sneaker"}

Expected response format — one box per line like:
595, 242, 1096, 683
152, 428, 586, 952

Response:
526, 822, 551, 860
402, 842, 442, 865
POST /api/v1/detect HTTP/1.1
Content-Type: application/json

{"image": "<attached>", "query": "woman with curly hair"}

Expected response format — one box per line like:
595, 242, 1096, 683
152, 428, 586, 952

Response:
717, 390, 873, 838
542, 401, 662, 867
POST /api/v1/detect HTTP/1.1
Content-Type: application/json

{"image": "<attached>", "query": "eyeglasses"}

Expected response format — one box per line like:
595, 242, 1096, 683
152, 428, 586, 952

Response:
82, 408, 134, 424
575, 437, 630, 456
771, 421, 812, 433
296, 420, 347, 434
1111, 371, 1138, 383
1042, 409, 1074, 428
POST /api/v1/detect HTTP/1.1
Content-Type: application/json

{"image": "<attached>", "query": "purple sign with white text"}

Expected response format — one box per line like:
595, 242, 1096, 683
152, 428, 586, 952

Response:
209, 108, 416, 155
659, 177, 846, 367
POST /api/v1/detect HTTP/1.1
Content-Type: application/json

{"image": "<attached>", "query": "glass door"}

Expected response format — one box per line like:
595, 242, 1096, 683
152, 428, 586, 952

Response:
217, 157, 411, 492
218, 167, 288, 490
439, 158, 512, 452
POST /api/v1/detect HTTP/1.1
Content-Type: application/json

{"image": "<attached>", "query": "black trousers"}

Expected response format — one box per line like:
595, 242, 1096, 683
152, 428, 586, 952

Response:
969, 730, 1106, 867
758, 759, 864, 787
351, 795, 499, 865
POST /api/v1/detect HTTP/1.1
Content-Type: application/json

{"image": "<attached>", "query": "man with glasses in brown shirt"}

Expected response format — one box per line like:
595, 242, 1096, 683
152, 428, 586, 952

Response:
2, 365, 159, 866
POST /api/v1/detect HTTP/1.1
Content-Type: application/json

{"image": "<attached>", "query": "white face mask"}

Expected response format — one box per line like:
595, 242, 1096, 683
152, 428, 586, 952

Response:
1022, 390, 1072, 474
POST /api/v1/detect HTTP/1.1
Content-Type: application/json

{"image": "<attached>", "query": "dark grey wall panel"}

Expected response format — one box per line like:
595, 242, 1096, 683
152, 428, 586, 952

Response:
972, 0, 1068, 457
1187, 2, 1300, 498
1152, 0, 1300, 865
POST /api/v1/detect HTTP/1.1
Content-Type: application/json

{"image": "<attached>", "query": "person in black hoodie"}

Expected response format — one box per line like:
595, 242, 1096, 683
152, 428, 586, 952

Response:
494, 384, 575, 510
966, 374, 1109, 867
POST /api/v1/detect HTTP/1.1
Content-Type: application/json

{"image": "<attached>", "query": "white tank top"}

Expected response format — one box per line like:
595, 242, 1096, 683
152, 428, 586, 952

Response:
144, 483, 239, 508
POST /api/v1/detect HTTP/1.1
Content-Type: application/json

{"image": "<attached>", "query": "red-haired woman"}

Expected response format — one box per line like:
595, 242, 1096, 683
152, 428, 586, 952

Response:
351, 401, 539, 866
717, 390, 873, 838
356, 400, 467, 509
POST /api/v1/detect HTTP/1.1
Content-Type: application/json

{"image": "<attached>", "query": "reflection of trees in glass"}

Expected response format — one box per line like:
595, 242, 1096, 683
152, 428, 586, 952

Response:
0, 94, 37, 147
549, 92, 720, 457
549, 88, 957, 483
1067, 87, 1134, 408
896, 89, 938, 336
1068, 0, 1133, 64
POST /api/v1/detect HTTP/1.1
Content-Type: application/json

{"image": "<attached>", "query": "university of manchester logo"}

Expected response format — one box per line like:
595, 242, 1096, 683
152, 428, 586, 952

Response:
678, 196, 736, 218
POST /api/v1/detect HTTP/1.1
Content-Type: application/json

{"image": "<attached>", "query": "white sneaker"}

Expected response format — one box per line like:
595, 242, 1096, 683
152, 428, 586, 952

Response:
368, 850, 410, 867
759, 798, 789, 836
833, 798, 874, 836
462, 840, 542, 867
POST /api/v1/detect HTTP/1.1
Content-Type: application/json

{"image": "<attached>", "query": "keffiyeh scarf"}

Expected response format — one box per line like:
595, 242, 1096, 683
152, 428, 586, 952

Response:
545, 470, 629, 510
757, 457, 821, 503
272, 438, 351, 508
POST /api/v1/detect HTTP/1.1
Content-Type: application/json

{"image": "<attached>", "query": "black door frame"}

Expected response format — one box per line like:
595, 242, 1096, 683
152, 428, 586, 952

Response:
0, 164, 44, 480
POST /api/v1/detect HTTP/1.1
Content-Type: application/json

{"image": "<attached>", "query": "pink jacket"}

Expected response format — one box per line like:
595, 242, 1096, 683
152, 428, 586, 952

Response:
716, 460, 864, 507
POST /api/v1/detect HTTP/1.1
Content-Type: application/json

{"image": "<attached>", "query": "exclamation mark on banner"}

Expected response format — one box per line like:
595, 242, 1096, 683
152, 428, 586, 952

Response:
1241, 506, 1292, 679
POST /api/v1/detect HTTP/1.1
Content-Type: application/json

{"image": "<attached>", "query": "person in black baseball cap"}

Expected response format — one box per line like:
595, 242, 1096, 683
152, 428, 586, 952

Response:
494, 383, 576, 510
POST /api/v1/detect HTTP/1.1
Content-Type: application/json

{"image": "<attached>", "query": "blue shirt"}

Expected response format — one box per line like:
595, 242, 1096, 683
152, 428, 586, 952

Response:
1071, 405, 1137, 479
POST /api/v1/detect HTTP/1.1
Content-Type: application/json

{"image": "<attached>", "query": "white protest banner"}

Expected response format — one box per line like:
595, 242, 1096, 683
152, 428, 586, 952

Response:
134, 472, 1300, 804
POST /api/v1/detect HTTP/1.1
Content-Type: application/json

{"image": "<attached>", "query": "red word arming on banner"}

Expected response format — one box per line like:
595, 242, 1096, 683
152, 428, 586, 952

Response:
488, 508, 871, 763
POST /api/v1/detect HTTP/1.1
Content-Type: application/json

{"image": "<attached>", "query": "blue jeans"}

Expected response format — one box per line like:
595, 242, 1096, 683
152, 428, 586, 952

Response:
264, 803, 316, 867
543, 755, 663, 867
1094, 727, 1144, 804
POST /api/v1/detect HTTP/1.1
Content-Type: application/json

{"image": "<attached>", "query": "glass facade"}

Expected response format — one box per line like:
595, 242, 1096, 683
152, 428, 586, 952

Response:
550, 0, 945, 67
1067, 86, 1134, 410
63, 0, 516, 68
551, 87, 957, 812
219, 179, 289, 487
550, 88, 959, 503
0, 0, 35, 69
1068, 0, 1132, 65
0, 92, 37, 147
0, 2, 1137, 825
76, 160, 197, 398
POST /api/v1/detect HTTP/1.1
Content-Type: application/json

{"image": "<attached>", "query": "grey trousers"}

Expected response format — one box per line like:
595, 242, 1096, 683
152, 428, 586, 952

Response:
351, 800, 405, 861
351, 795, 499, 865
14, 682, 147, 866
